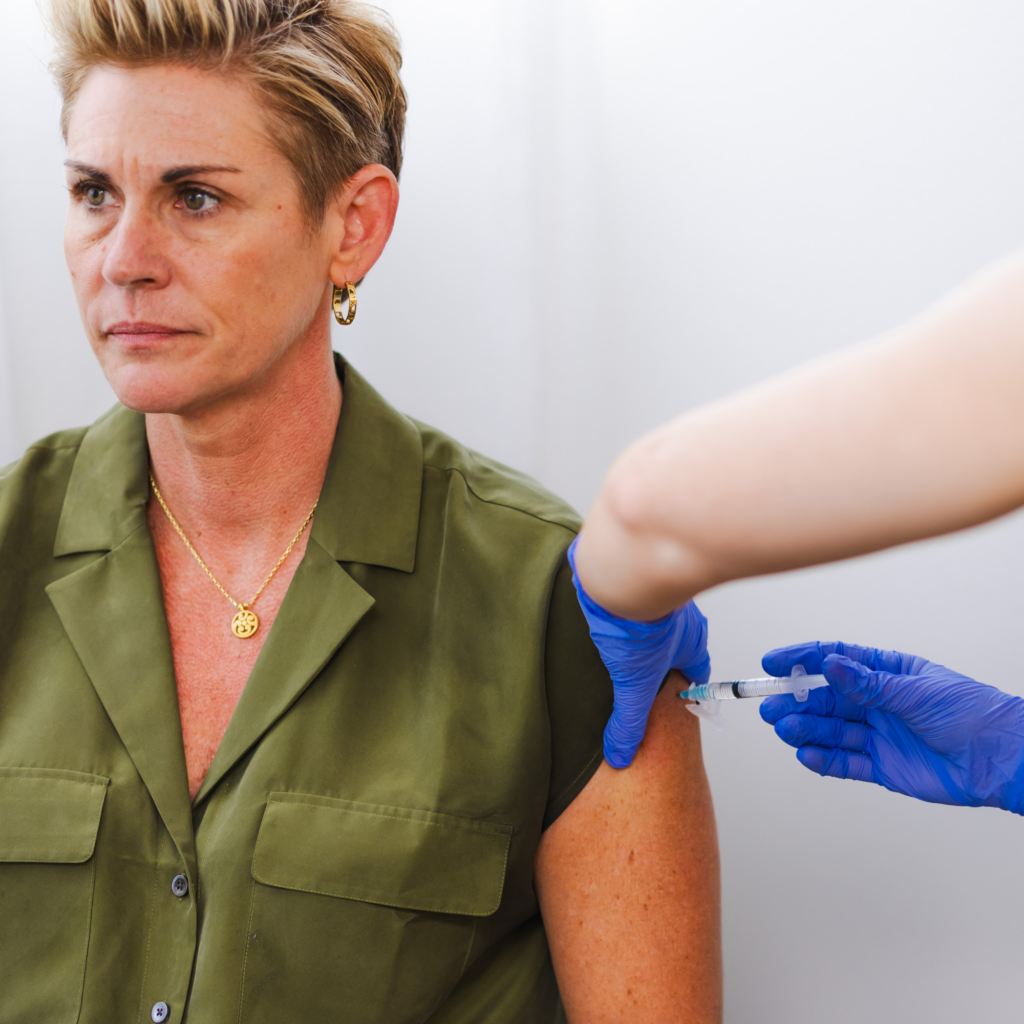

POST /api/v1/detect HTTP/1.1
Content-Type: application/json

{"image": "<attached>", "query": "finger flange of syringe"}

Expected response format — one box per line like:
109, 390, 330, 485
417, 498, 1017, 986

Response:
679, 675, 826, 702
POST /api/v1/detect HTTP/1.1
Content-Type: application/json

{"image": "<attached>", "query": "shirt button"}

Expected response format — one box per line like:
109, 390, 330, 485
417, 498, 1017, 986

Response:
151, 1002, 170, 1022
170, 874, 189, 898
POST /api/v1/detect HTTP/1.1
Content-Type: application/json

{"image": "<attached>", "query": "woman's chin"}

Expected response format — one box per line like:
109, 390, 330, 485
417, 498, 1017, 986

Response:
104, 363, 223, 415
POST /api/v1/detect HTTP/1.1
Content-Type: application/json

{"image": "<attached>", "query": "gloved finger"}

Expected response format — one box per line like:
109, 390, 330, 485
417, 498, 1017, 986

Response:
759, 685, 867, 725
670, 601, 711, 685
823, 655, 929, 717
679, 650, 711, 688
680, 650, 711, 687
602, 696, 653, 769
823, 646, 930, 677
762, 640, 910, 677
773, 713, 870, 752
759, 693, 794, 724
795, 745, 876, 783
761, 641, 826, 676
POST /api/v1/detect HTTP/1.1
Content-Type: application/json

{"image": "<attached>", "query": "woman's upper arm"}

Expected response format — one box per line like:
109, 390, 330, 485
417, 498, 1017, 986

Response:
534, 673, 722, 1023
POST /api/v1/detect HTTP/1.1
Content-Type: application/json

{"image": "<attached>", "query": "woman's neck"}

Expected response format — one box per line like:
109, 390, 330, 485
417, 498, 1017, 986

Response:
145, 330, 342, 548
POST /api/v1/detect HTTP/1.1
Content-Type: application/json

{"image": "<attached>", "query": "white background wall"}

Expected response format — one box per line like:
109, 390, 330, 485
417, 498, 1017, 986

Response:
4, 1, 1024, 1020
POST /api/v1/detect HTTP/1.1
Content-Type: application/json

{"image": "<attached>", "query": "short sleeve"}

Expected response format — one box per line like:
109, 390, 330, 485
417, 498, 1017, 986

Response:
542, 552, 614, 829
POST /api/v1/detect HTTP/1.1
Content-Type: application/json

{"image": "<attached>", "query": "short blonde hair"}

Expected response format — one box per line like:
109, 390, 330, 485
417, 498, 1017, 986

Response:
46, 0, 407, 221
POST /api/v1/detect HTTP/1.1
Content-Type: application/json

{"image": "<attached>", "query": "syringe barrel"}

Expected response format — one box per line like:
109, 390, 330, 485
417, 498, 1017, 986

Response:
681, 675, 827, 702
735, 675, 827, 697
683, 682, 742, 702
736, 677, 799, 697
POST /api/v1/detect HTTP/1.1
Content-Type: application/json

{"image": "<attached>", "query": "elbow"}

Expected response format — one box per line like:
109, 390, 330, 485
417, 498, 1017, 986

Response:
602, 443, 698, 572
591, 442, 723, 608
601, 445, 662, 543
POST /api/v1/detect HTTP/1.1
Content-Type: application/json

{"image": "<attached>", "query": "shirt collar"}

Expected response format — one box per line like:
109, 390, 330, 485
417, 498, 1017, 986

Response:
54, 355, 423, 573
53, 404, 150, 556
311, 356, 422, 572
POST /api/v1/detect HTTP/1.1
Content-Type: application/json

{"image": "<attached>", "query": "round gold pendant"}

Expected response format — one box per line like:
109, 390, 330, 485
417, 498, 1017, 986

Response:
231, 608, 259, 639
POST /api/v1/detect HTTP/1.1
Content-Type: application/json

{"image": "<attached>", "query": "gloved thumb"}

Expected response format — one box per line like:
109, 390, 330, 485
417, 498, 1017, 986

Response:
823, 654, 899, 711
603, 705, 644, 769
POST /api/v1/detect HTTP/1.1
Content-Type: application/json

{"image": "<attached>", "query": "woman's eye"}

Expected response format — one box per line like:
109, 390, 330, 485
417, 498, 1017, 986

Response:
181, 189, 218, 213
85, 186, 106, 207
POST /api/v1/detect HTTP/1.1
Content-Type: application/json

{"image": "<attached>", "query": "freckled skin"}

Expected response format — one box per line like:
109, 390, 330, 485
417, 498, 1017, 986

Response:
62, 62, 721, 1012
536, 675, 723, 1022
148, 501, 313, 798
63, 63, 399, 798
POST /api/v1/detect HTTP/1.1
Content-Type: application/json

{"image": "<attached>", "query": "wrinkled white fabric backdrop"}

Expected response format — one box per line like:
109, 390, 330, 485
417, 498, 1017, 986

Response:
3, 2, 1024, 1020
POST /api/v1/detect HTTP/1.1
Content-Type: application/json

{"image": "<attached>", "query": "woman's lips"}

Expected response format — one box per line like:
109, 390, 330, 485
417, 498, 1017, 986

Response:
104, 322, 192, 346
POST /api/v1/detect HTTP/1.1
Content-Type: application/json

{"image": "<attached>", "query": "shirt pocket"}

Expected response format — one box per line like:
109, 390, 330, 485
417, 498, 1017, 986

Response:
241, 793, 513, 1024
0, 767, 108, 1024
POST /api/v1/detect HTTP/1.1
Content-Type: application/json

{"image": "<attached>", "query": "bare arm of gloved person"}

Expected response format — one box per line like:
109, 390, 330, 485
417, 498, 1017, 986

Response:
574, 249, 1024, 622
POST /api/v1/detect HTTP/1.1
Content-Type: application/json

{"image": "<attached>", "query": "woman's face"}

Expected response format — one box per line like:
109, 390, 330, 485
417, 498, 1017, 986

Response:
64, 63, 343, 415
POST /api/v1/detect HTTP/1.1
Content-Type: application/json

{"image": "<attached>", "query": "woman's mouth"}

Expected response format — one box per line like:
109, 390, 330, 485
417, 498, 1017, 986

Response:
104, 322, 193, 347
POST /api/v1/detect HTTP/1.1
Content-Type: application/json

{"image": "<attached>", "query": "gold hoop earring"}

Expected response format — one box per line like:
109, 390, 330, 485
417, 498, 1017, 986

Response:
332, 281, 357, 326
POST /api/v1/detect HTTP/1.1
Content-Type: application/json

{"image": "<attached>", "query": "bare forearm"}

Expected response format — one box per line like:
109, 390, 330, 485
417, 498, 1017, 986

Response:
536, 679, 722, 1023
577, 249, 1024, 619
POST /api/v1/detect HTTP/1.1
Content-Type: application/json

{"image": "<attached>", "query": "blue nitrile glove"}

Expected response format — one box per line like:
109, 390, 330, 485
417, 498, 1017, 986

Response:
567, 537, 711, 768
759, 641, 1024, 814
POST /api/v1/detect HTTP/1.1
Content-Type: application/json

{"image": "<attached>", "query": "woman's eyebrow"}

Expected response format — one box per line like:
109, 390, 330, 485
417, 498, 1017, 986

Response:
65, 160, 111, 183
161, 165, 241, 183
63, 162, 240, 184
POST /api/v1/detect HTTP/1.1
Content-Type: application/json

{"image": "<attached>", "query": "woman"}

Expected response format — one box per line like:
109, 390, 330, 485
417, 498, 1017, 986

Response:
0, 1, 720, 1021
572, 249, 1024, 813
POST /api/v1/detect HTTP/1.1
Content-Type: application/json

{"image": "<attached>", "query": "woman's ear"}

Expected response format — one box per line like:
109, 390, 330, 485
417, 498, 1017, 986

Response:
327, 164, 400, 287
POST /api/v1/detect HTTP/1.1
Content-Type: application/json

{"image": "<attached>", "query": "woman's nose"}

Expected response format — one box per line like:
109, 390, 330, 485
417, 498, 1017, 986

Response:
101, 207, 171, 290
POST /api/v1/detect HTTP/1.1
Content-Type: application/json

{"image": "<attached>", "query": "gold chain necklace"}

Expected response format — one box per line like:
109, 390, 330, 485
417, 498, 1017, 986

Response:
149, 473, 318, 639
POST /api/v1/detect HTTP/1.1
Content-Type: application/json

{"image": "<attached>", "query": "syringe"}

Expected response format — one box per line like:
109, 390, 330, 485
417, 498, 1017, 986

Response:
679, 674, 826, 703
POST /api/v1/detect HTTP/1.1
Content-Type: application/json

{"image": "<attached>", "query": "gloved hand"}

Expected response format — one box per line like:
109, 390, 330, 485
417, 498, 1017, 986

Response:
759, 641, 1024, 814
567, 537, 711, 768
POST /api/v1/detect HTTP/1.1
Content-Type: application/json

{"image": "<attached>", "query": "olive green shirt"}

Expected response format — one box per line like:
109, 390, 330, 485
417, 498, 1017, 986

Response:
0, 359, 613, 1024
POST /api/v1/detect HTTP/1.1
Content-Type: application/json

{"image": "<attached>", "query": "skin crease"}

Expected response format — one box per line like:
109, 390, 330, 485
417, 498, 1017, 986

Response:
64, 62, 722, 1019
